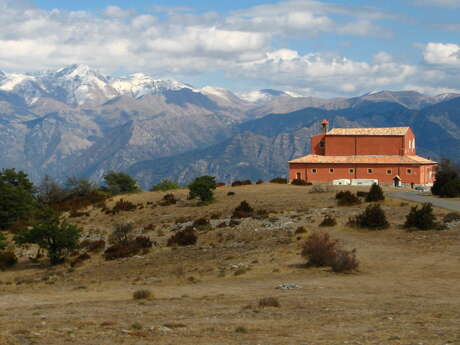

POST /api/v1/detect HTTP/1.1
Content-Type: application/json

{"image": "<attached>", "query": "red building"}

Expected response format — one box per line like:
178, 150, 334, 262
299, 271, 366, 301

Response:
288, 120, 437, 186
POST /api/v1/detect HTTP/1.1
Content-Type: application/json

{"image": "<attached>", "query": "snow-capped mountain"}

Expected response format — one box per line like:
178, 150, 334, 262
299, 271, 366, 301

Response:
239, 89, 292, 103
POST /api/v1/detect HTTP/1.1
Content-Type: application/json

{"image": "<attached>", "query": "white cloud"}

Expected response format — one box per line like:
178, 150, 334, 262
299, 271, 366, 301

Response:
423, 42, 460, 67
103, 6, 133, 18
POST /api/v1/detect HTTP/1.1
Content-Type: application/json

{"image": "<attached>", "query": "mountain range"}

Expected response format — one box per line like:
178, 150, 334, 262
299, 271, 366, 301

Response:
0, 64, 459, 188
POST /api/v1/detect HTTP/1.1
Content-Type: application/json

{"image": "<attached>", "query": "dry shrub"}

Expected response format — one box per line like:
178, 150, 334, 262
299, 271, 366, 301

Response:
356, 191, 369, 198
112, 199, 137, 213
167, 227, 197, 246
444, 212, 460, 223
0, 251, 17, 270
336, 191, 361, 206
70, 253, 91, 267
404, 203, 437, 230
80, 239, 105, 252
301, 232, 359, 272
133, 289, 152, 300
229, 219, 240, 227
216, 182, 226, 187
109, 222, 135, 245
256, 180, 264, 185
104, 242, 140, 260
291, 178, 308, 186
134, 236, 153, 249
295, 226, 307, 234
159, 193, 177, 206
330, 249, 359, 273
232, 201, 254, 219
309, 184, 331, 193
227, 191, 235, 196
192, 218, 211, 230
348, 204, 389, 230
258, 297, 280, 308
69, 210, 90, 218
302, 232, 338, 267
144, 224, 155, 231
319, 215, 337, 227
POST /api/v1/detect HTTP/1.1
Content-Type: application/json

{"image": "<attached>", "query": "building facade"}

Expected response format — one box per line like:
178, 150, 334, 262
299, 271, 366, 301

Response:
288, 121, 437, 186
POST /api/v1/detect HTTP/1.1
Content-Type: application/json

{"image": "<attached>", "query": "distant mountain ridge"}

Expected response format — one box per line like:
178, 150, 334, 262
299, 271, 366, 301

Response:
0, 64, 459, 187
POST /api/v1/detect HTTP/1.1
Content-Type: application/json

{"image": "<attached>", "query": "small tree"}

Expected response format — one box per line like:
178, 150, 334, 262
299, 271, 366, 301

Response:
151, 180, 180, 192
108, 222, 135, 245
404, 203, 437, 230
188, 176, 217, 202
365, 183, 385, 202
103, 172, 140, 195
14, 208, 81, 265
349, 204, 389, 230
0, 169, 37, 230
432, 159, 460, 197
37, 175, 67, 205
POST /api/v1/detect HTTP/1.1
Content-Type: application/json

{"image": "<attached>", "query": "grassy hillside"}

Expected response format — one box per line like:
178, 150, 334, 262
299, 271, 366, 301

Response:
1, 184, 460, 345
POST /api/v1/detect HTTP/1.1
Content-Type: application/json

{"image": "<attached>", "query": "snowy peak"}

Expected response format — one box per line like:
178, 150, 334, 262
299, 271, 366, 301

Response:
110, 73, 194, 99
238, 89, 292, 103
434, 93, 460, 103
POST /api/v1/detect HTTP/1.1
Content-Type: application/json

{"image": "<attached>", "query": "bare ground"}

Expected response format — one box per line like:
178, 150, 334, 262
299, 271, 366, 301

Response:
1, 184, 460, 345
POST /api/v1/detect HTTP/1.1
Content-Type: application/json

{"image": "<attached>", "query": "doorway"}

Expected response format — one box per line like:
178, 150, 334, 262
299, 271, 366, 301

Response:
393, 176, 401, 187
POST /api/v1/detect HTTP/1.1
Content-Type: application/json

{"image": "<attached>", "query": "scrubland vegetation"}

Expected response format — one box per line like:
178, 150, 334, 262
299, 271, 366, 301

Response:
0, 167, 460, 345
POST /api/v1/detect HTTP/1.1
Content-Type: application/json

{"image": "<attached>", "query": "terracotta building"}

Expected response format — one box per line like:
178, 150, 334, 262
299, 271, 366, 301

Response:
288, 121, 437, 186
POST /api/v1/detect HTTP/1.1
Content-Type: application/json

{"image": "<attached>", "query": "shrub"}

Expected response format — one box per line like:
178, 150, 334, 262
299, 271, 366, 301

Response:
256, 180, 264, 185
0, 251, 18, 270
270, 177, 287, 184
109, 222, 135, 245
443, 212, 460, 223
167, 227, 197, 246
103, 237, 150, 260
348, 204, 389, 230
365, 183, 385, 202
291, 178, 308, 186
14, 208, 81, 265
102, 172, 140, 195
70, 253, 91, 267
319, 215, 337, 227
192, 218, 211, 230
356, 191, 369, 198
134, 236, 153, 249
439, 179, 460, 198
133, 289, 152, 300
258, 297, 280, 308
216, 182, 226, 187
301, 232, 339, 267
232, 180, 252, 187
159, 193, 177, 206
404, 203, 437, 230
336, 191, 361, 206
188, 176, 217, 202
295, 226, 307, 234
227, 191, 235, 196
232, 201, 254, 219
80, 239, 106, 252
0, 232, 6, 250
330, 249, 359, 273
112, 199, 137, 213
150, 180, 180, 192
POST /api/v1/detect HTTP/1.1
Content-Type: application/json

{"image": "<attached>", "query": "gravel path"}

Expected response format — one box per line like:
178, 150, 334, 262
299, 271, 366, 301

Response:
390, 191, 460, 212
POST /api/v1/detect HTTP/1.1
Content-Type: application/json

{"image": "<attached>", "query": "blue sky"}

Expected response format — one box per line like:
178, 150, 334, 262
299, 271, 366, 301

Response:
1, 0, 460, 96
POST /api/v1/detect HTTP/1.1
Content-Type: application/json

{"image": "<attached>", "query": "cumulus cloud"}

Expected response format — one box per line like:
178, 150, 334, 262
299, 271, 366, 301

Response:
423, 42, 460, 67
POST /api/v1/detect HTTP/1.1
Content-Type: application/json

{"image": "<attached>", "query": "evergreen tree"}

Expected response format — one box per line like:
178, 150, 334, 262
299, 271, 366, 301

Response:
365, 183, 385, 202
188, 176, 217, 202
103, 172, 140, 195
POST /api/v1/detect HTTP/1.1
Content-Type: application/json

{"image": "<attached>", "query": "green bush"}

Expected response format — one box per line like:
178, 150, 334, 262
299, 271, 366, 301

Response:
365, 183, 385, 202
349, 204, 389, 230
151, 180, 180, 192
270, 177, 288, 184
103, 172, 140, 195
188, 176, 217, 202
0, 251, 17, 270
404, 203, 437, 230
432, 159, 460, 198
14, 208, 81, 265
336, 191, 361, 206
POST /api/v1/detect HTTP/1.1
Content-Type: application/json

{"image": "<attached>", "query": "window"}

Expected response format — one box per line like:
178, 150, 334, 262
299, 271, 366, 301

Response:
407, 168, 412, 175
296, 172, 301, 180
329, 168, 334, 173
312, 168, 317, 174
349, 168, 355, 174
367, 168, 373, 174
386, 169, 392, 175
319, 140, 325, 148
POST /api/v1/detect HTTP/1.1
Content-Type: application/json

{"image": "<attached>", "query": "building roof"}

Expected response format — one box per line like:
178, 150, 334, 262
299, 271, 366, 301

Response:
327, 127, 410, 136
289, 154, 436, 165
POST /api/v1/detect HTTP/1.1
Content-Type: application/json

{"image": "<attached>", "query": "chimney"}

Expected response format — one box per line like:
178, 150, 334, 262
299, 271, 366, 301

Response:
321, 119, 329, 134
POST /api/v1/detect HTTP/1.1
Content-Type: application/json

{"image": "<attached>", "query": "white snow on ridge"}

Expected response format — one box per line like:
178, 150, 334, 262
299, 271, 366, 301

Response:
0, 73, 37, 92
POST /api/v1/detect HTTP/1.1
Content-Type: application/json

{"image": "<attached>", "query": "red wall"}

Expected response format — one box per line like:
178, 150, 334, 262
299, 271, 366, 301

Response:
289, 163, 437, 185
323, 135, 407, 156
311, 134, 326, 155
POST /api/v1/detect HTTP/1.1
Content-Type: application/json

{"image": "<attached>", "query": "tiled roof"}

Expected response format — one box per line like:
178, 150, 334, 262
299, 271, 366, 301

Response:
289, 154, 437, 165
327, 127, 410, 136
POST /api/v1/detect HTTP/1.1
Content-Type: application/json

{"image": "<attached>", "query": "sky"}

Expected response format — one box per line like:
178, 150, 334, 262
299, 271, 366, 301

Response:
1, 0, 460, 97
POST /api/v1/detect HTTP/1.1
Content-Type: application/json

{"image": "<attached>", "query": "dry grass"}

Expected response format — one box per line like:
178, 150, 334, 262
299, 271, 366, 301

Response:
0, 184, 459, 345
